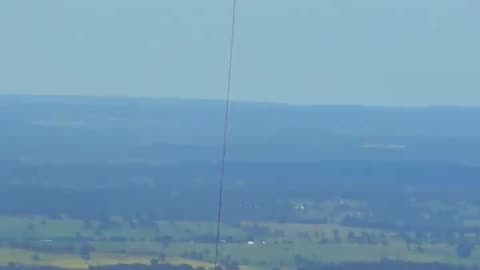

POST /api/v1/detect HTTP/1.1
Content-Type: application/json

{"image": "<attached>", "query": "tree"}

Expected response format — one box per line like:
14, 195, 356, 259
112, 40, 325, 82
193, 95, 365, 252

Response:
296, 232, 310, 239
358, 232, 370, 245
347, 231, 356, 243
456, 241, 475, 258
75, 232, 84, 241
155, 235, 173, 247
224, 260, 239, 270
150, 258, 159, 266
32, 253, 40, 262
446, 231, 456, 246
95, 228, 103, 236
293, 254, 312, 270
379, 232, 388, 246
79, 244, 93, 260
332, 229, 342, 243
158, 252, 166, 262
240, 258, 250, 265
381, 238, 388, 246
27, 223, 35, 232
273, 229, 285, 237
83, 219, 93, 230
415, 231, 425, 245
319, 233, 328, 244
415, 244, 424, 254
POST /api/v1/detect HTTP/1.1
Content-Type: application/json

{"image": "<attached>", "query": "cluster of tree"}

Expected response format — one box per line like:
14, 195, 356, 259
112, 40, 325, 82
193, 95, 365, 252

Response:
3, 160, 480, 234
219, 256, 240, 270
346, 231, 388, 246
0, 264, 213, 270
6, 240, 76, 254
180, 250, 209, 261
395, 230, 478, 258
5, 239, 96, 261
293, 257, 480, 270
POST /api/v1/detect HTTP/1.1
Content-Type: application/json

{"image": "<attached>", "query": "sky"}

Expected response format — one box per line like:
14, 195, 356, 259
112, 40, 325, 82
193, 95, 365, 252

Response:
0, 0, 479, 106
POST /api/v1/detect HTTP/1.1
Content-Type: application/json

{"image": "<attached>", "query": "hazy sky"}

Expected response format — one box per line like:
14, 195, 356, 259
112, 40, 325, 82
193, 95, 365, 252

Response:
0, 0, 479, 106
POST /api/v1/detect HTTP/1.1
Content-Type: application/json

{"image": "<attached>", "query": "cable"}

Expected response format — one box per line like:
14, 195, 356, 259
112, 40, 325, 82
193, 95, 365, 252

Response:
214, 0, 238, 269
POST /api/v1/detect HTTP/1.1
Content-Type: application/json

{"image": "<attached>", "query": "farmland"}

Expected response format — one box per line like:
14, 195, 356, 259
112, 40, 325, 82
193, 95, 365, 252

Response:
1, 215, 480, 269
2, 98, 480, 270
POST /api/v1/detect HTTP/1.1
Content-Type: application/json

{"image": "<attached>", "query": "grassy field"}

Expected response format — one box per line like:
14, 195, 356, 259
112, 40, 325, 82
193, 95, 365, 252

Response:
0, 216, 479, 269
0, 248, 221, 269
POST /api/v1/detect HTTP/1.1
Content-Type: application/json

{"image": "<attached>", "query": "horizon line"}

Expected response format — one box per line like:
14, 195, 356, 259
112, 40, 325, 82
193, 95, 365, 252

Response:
0, 93, 479, 109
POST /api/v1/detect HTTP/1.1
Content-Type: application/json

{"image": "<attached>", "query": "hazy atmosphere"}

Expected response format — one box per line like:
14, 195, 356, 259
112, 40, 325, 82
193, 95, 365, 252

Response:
1, 0, 479, 105
1, 2, 480, 270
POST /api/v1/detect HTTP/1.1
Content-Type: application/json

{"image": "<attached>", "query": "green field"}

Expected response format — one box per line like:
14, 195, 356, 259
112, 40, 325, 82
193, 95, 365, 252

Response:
0, 216, 479, 269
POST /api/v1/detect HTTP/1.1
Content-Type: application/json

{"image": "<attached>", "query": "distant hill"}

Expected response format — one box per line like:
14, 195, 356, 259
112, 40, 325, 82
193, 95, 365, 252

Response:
1, 94, 480, 163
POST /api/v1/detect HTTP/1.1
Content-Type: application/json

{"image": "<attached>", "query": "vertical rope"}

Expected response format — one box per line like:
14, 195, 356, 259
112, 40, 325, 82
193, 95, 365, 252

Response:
213, 0, 238, 269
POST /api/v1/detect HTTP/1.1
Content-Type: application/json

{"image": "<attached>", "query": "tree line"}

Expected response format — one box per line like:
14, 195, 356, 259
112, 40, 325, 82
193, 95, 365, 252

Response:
294, 257, 480, 270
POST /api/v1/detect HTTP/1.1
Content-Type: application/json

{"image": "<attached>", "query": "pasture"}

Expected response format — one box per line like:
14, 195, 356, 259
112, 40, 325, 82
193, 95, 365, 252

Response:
0, 216, 479, 269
